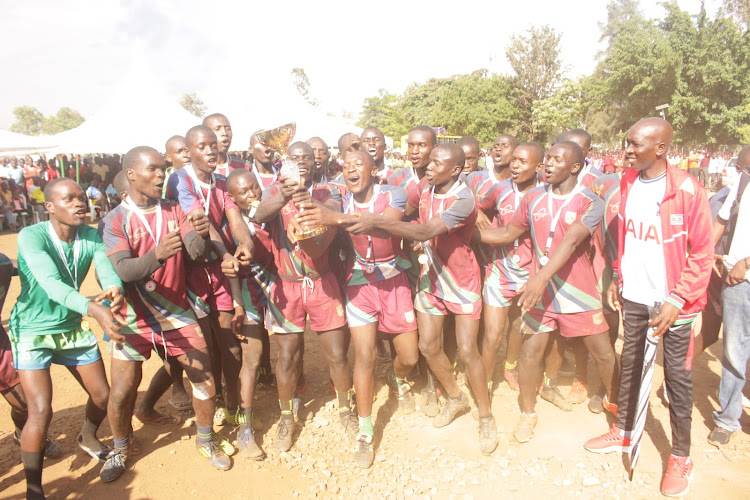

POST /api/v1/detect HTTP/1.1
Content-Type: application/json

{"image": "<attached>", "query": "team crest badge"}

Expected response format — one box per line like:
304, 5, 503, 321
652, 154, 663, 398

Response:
564, 211, 576, 225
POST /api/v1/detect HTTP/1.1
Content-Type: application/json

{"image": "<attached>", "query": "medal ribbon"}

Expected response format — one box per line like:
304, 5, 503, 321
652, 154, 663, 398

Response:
48, 222, 80, 290
543, 184, 583, 257
185, 164, 214, 215
347, 185, 379, 265
122, 198, 162, 245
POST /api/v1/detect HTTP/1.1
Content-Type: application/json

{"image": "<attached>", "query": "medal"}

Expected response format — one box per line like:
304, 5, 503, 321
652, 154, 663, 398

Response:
540, 255, 550, 266
418, 253, 428, 265
145, 280, 156, 292
512, 254, 521, 264
365, 264, 375, 274
81, 320, 90, 331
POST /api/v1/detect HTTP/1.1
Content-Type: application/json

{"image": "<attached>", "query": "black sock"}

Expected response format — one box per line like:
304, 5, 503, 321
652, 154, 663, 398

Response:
21, 450, 45, 499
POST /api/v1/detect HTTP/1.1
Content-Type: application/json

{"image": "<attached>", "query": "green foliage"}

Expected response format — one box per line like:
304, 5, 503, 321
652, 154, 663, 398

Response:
10, 105, 85, 135
179, 92, 206, 118
43, 107, 85, 134
356, 1, 750, 150
10, 106, 45, 135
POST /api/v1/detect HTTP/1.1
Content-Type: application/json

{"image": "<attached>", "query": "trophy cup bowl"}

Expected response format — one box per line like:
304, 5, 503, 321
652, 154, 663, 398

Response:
279, 160, 328, 241
256, 122, 296, 156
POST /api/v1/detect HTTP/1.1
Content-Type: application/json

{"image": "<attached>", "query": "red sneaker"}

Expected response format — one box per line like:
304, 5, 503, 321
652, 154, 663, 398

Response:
660, 455, 693, 497
504, 368, 520, 391
602, 395, 618, 418
583, 425, 632, 454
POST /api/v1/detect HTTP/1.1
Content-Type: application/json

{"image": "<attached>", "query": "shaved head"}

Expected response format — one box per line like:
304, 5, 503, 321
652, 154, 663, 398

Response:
556, 129, 592, 154
226, 168, 255, 192
344, 149, 375, 167
435, 144, 465, 167
113, 171, 129, 196
202, 113, 228, 126
123, 146, 161, 173
629, 117, 674, 149
411, 126, 437, 146
516, 141, 545, 165
338, 133, 361, 153
288, 141, 314, 157
165, 135, 185, 151
43, 178, 80, 203
185, 125, 216, 147
457, 135, 480, 151
555, 141, 585, 169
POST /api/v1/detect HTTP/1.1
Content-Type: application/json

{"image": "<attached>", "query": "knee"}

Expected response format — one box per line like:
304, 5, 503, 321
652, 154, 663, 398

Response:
398, 348, 419, 369
325, 344, 348, 366
354, 346, 376, 371
26, 397, 52, 426
418, 337, 440, 359
457, 339, 479, 363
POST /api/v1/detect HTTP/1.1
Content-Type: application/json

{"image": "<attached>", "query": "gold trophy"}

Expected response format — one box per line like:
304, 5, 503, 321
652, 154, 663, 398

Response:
279, 159, 328, 240
256, 122, 296, 157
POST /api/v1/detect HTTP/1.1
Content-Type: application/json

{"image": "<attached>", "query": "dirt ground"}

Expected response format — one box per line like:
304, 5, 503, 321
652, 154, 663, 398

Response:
0, 226, 748, 500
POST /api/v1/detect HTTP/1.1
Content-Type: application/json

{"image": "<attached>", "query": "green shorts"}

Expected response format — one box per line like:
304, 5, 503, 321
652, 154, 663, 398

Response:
11, 327, 101, 371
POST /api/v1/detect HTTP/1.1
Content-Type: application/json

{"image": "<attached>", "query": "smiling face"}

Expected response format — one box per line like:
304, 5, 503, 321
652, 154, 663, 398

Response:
624, 124, 664, 172
228, 171, 262, 211
287, 143, 315, 185
492, 135, 516, 169
127, 151, 167, 202
360, 128, 386, 165
204, 115, 233, 155
407, 129, 435, 169
544, 144, 579, 186
343, 151, 377, 196
46, 180, 88, 227
510, 145, 544, 184
187, 128, 219, 175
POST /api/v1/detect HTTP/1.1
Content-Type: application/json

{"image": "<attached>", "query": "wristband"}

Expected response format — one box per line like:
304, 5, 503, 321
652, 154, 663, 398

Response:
233, 299, 241, 309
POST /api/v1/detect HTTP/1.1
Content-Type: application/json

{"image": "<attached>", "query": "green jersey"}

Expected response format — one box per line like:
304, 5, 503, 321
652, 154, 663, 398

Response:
10, 222, 122, 338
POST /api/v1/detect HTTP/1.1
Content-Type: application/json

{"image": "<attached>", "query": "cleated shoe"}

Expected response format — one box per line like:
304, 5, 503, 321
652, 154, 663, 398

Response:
389, 371, 416, 412
568, 379, 588, 404
99, 451, 127, 483
583, 424, 632, 454
257, 369, 276, 389
433, 392, 469, 428
660, 455, 693, 497
540, 385, 573, 412
274, 416, 296, 452
237, 428, 264, 460
214, 400, 227, 427
225, 408, 239, 427
513, 413, 537, 443
339, 410, 359, 441
353, 433, 375, 468
196, 438, 231, 471
211, 433, 236, 456
478, 416, 498, 455
421, 389, 440, 417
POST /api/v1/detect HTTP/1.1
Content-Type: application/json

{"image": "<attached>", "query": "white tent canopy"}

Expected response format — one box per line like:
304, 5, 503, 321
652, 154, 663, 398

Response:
48, 73, 201, 155
0, 129, 58, 156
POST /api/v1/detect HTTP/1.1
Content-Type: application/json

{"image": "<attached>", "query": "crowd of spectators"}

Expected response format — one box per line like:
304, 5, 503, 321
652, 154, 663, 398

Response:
0, 153, 122, 231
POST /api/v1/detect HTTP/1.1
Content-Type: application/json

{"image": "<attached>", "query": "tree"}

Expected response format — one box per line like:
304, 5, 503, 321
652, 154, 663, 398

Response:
505, 25, 565, 140
291, 67, 320, 108
179, 92, 206, 118
43, 107, 85, 134
357, 90, 410, 146
723, 0, 750, 30
10, 106, 44, 135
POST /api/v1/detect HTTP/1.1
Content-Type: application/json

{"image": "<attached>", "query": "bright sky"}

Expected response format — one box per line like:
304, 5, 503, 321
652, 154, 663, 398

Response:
0, 0, 720, 130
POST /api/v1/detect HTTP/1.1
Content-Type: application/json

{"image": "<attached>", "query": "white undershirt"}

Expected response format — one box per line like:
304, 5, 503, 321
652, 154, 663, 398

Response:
621, 172, 669, 306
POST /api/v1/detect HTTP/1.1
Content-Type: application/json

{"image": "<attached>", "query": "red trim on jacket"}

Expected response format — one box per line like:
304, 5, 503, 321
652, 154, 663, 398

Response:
613, 163, 713, 316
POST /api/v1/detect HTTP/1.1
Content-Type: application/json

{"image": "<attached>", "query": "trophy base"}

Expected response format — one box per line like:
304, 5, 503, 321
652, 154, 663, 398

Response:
295, 225, 328, 240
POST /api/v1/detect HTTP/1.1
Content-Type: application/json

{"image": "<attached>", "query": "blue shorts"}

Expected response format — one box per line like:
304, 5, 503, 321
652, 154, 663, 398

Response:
11, 328, 101, 370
